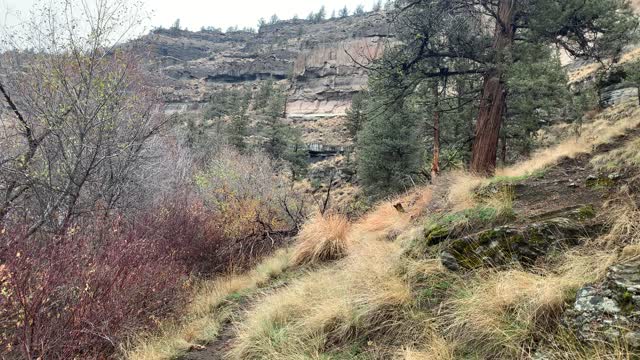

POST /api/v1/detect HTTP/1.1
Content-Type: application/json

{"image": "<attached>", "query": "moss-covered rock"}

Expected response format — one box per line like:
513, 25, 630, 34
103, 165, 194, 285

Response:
439, 217, 605, 271
586, 175, 616, 189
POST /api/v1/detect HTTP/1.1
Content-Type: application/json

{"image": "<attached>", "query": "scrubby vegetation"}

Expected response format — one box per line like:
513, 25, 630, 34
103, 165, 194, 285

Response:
3, 0, 640, 359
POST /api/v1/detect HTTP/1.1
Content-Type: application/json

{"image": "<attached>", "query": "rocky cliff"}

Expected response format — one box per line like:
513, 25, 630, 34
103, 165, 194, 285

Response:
139, 12, 389, 118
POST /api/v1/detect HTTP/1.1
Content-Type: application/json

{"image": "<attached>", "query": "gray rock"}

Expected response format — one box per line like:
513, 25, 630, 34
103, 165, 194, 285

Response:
563, 260, 640, 348
440, 252, 460, 271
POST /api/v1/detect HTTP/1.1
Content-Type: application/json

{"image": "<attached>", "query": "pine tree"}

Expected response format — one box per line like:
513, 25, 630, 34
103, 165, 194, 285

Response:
339, 6, 349, 18
357, 90, 422, 197
261, 87, 309, 178
371, 0, 637, 175
315, 6, 326, 21
345, 91, 368, 138
353, 5, 365, 16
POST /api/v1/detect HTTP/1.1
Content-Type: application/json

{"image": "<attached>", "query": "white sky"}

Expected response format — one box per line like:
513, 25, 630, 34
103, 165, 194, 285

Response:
1, 0, 380, 32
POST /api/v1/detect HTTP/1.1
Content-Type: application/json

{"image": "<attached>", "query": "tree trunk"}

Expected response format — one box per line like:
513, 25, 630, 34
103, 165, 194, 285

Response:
431, 81, 441, 179
500, 132, 507, 165
470, 0, 516, 175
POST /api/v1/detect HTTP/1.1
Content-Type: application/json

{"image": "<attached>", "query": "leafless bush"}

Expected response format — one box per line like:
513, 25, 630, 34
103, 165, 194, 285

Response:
196, 147, 310, 236
0, 0, 162, 234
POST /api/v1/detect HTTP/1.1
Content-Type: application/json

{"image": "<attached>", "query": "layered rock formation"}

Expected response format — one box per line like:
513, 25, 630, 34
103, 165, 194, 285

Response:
139, 12, 389, 119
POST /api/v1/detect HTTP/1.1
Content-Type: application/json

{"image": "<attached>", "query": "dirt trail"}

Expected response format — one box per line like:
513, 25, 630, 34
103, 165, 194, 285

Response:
512, 127, 640, 221
180, 126, 640, 360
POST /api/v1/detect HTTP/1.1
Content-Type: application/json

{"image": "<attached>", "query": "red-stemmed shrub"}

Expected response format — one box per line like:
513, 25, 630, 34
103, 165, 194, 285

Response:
0, 193, 290, 359
0, 218, 186, 359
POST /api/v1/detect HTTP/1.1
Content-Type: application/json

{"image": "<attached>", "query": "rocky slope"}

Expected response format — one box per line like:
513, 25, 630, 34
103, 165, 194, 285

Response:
139, 12, 389, 119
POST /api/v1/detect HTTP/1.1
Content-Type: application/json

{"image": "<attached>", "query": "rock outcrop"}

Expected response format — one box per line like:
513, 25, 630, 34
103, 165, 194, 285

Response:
438, 210, 603, 271
564, 259, 640, 349
138, 13, 390, 118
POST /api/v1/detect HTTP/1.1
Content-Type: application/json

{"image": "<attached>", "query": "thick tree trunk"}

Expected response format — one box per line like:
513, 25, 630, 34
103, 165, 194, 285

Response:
470, 0, 516, 175
431, 81, 441, 179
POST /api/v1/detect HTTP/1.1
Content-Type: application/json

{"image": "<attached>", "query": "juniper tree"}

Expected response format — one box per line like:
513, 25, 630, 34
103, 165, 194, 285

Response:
373, 0, 637, 175
261, 86, 309, 178
357, 99, 422, 197
345, 91, 369, 138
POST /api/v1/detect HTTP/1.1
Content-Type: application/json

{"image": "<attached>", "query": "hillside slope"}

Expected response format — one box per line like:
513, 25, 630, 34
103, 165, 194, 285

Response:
128, 97, 640, 359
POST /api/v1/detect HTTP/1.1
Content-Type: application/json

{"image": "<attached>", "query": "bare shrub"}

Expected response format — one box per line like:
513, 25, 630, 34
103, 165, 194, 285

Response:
196, 147, 309, 238
0, 0, 163, 234
0, 220, 186, 359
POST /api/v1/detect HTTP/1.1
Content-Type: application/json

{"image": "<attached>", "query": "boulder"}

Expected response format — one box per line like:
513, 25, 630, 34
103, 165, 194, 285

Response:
435, 207, 604, 271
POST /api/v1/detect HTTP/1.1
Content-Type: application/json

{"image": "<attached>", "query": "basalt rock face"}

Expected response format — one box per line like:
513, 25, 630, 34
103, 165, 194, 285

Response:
563, 260, 640, 349
139, 13, 390, 118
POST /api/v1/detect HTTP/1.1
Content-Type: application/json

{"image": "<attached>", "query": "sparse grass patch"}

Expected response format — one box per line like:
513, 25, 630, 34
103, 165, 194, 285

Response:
126, 249, 292, 360
445, 251, 616, 358
230, 241, 422, 359
404, 187, 515, 259
448, 103, 640, 210
592, 137, 640, 171
291, 214, 352, 266
540, 327, 636, 360
599, 195, 640, 247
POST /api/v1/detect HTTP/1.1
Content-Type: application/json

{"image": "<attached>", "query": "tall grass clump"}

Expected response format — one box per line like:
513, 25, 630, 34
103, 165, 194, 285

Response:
291, 214, 352, 266
446, 252, 615, 358
126, 249, 292, 360
231, 241, 416, 359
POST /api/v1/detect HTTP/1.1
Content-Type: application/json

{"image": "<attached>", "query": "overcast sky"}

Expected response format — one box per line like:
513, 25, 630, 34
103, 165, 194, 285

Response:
1, 0, 380, 32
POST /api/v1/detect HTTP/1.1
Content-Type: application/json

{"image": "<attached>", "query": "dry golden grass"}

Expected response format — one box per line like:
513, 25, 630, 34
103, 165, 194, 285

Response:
290, 213, 351, 266
446, 251, 616, 358
541, 328, 636, 360
621, 244, 640, 262
400, 334, 456, 360
599, 195, 640, 248
126, 249, 291, 360
592, 137, 640, 170
568, 46, 640, 83
448, 103, 640, 210
230, 240, 416, 359
352, 200, 413, 242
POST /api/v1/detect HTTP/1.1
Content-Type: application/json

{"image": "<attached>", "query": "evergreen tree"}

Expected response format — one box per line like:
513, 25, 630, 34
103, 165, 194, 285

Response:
255, 78, 275, 111
372, 1, 382, 12
353, 5, 365, 16
170, 18, 181, 32
316, 6, 327, 21
261, 87, 309, 178
345, 91, 368, 138
284, 129, 309, 180
339, 6, 349, 18
269, 14, 279, 24
357, 101, 422, 197
501, 44, 572, 160
371, 0, 637, 175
